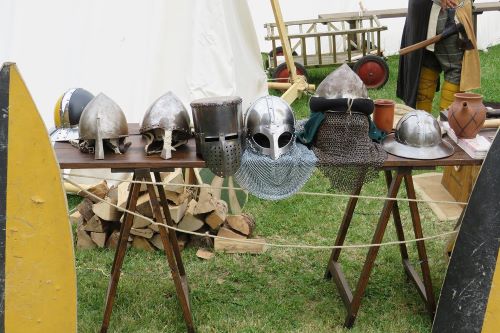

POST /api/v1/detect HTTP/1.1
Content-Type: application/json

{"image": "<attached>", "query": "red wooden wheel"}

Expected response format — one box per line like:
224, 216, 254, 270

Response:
353, 55, 390, 89
271, 62, 309, 87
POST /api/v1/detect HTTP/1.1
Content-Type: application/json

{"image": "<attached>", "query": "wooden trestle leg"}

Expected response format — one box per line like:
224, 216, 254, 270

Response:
324, 168, 436, 328
100, 169, 195, 333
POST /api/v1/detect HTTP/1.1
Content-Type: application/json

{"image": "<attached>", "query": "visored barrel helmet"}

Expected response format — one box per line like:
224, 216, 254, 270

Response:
50, 88, 94, 141
140, 92, 191, 159
245, 95, 295, 160
78, 93, 130, 159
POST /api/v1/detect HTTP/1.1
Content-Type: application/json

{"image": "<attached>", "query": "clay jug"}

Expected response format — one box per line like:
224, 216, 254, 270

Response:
448, 93, 486, 139
373, 99, 395, 133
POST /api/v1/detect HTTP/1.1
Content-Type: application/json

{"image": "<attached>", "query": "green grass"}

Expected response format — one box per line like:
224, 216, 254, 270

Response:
75, 45, 500, 333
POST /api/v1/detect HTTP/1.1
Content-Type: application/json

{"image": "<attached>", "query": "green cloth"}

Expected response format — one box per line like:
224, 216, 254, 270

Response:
297, 111, 325, 145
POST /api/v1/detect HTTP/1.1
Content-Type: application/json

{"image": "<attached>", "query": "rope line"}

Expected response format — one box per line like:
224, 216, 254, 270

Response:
62, 172, 469, 206
64, 177, 458, 251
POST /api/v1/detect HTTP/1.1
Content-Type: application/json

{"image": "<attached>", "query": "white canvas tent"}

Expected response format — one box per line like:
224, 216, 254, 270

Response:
0, 0, 268, 128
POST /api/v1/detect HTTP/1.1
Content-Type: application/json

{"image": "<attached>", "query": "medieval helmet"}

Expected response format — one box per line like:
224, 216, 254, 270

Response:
315, 64, 368, 99
382, 110, 454, 160
50, 88, 94, 141
191, 96, 243, 178
140, 92, 191, 159
78, 93, 129, 160
245, 95, 295, 160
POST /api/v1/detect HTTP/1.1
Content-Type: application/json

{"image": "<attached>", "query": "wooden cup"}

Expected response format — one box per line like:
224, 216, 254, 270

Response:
373, 99, 395, 133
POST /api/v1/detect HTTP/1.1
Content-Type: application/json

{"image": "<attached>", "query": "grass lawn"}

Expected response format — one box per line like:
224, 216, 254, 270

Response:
74, 44, 500, 333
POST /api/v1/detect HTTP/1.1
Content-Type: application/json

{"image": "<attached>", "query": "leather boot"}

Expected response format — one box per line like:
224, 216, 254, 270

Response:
440, 80, 461, 110
416, 67, 439, 112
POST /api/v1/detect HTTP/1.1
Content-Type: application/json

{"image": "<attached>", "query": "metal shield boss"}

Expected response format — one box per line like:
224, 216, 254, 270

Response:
78, 93, 129, 160
140, 92, 191, 159
245, 95, 295, 160
191, 96, 243, 177
315, 64, 368, 99
382, 110, 454, 160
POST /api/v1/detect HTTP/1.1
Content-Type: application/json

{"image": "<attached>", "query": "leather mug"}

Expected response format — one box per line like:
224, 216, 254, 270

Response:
373, 99, 395, 133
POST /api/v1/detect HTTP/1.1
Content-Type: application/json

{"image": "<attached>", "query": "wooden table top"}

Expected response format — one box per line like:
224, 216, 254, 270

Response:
54, 123, 489, 170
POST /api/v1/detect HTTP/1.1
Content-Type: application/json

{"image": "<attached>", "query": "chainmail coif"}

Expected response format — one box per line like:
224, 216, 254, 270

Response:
313, 111, 387, 193
235, 139, 317, 200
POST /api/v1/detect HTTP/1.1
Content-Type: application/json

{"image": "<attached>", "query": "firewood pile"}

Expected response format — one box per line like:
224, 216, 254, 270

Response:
71, 169, 266, 255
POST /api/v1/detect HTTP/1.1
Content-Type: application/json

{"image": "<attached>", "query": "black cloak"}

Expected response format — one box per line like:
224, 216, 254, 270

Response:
396, 0, 434, 108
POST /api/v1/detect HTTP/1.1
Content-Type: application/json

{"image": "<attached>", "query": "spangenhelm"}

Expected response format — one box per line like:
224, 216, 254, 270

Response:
49, 88, 94, 141
191, 96, 243, 178
78, 93, 130, 160
315, 63, 368, 99
140, 92, 191, 159
245, 95, 295, 160
382, 110, 454, 160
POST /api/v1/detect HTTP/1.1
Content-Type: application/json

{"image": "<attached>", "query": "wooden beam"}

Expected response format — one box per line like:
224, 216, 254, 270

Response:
270, 0, 297, 81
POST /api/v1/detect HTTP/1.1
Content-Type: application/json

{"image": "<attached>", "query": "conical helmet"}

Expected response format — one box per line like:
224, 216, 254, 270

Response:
315, 64, 368, 99
78, 93, 129, 159
140, 92, 191, 159
245, 95, 295, 160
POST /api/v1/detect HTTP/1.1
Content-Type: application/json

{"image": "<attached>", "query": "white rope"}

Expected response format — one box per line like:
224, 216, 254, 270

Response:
64, 177, 458, 251
62, 172, 469, 206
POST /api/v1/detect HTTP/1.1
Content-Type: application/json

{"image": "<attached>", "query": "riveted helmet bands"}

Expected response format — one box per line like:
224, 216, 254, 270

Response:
382, 110, 454, 159
50, 88, 94, 142
140, 92, 191, 159
78, 93, 130, 160
245, 95, 295, 160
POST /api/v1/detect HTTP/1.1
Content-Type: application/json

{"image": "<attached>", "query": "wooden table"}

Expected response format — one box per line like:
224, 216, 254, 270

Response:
55, 124, 205, 333
55, 123, 491, 330
323, 132, 493, 328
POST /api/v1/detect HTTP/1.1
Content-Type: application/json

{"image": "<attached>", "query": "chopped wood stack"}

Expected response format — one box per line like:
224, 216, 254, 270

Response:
73, 169, 266, 254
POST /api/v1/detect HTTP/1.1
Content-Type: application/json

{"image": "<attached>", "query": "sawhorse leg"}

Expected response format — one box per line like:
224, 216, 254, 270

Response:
100, 169, 195, 333
324, 168, 435, 328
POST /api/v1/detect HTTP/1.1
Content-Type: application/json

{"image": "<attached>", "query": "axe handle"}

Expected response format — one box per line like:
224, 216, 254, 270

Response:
399, 34, 443, 56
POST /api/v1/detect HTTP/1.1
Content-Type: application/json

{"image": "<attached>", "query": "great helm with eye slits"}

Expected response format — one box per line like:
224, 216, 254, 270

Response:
78, 93, 130, 160
50, 88, 94, 142
191, 96, 243, 178
382, 110, 454, 160
140, 92, 191, 159
245, 95, 295, 160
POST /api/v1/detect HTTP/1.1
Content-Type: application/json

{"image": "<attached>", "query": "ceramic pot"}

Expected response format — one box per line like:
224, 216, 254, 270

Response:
448, 93, 486, 139
373, 99, 395, 133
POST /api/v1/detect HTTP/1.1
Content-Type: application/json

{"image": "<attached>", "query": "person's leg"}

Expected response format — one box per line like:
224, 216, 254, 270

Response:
434, 9, 465, 110
416, 65, 440, 112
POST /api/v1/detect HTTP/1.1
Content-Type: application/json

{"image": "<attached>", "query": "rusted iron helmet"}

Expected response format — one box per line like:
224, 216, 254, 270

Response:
140, 92, 191, 159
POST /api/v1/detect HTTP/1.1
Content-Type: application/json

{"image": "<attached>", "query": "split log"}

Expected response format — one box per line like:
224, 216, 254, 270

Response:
165, 189, 191, 206
205, 200, 228, 230
130, 227, 154, 239
106, 231, 121, 250
226, 214, 256, 236
107, 186, 119, 204
84, 215, 109, 233
214, 237, 266, 254
132, 214, 151, 229
217, 226, 246, 240
136, 193, 154, 218
194, 187, 216, 215
149, 234, 164, 250
196, 248, 215, 260
178, 199, 204, 232
69, 210, 83, 226
132, 236, 155, 252
162, 169, 185, 193
78, 180, 109, 203
170, 199, 189, 224
90, 232, 107, 248
117, 181, 130, 209
93, 200, 122, 221
77, 198, 95, 222
148, 222, 159, 233
76, 228, 96, 250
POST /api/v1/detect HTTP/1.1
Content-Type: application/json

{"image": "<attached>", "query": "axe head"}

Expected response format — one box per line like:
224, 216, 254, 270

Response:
442, 23, 474, 50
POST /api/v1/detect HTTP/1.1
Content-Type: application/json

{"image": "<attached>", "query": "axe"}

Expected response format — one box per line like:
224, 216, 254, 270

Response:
399, 9, 473, 56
